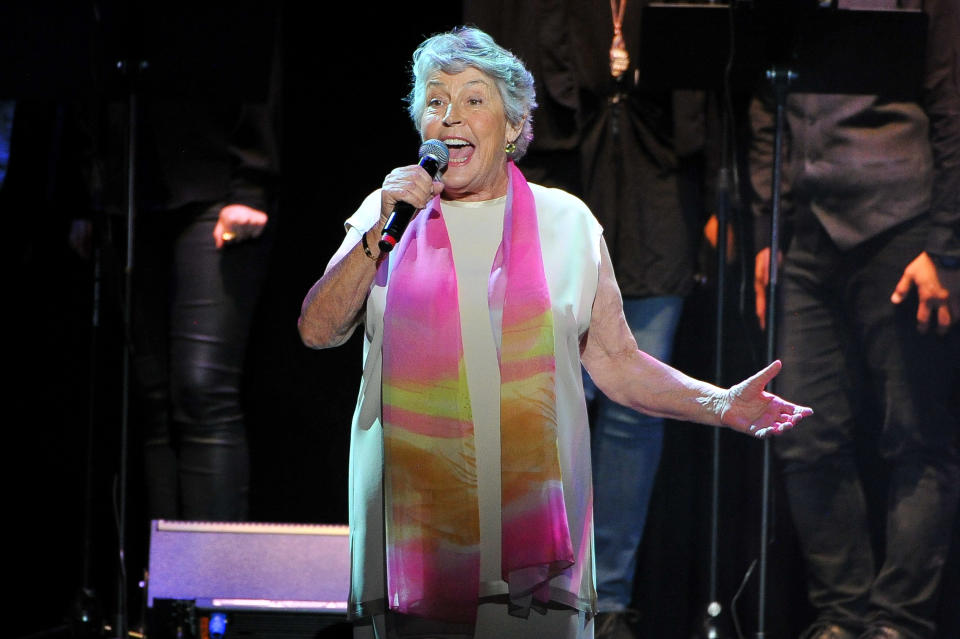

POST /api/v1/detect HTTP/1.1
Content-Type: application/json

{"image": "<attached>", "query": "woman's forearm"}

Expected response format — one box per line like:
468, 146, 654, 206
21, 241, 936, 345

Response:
298, 225, 383, 349
585, 345, 728, 427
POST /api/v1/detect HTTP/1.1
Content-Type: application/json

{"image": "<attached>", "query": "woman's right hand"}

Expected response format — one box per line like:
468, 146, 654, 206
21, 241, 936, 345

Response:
380, 164, 444, 221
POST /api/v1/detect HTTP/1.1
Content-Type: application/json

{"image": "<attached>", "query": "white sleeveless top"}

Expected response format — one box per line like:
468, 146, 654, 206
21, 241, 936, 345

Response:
334, 183, 603, 631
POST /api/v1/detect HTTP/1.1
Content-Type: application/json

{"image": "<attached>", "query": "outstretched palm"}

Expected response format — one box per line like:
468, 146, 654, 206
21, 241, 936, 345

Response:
720, 360, 813, 438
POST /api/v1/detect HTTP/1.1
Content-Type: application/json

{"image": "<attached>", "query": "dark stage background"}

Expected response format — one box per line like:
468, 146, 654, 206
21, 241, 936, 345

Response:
5, 3, 958, 639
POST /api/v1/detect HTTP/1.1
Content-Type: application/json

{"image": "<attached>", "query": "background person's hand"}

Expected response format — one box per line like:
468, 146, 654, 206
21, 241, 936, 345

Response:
891, 252, 960, 335
754, 247, 770, 330
213, 204, 268, 249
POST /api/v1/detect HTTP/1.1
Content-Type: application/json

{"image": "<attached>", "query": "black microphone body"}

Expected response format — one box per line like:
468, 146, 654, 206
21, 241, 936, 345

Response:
378, 140, 449, 253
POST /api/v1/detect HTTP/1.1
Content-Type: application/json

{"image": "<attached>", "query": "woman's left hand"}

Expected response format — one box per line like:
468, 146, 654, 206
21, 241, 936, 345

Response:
719, 360, 813, 438
213, 204, 269, 249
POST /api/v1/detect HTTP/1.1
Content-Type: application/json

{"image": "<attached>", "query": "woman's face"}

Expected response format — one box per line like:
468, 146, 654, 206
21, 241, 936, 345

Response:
419, 67, 523, 202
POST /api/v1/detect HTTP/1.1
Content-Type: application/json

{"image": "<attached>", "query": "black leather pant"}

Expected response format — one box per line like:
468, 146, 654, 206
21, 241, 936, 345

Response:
773, 210, 960, 639
133, 203, 272, 521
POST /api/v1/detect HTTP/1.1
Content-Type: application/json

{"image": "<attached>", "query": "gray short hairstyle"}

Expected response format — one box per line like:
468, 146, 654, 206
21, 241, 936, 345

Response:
407, 26, 536, 160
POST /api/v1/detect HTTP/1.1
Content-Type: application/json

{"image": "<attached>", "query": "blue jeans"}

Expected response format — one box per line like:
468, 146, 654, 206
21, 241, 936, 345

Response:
588, 295, 685, 612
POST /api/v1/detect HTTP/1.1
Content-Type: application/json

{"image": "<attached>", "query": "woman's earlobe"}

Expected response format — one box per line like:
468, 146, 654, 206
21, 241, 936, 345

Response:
506, 117, 525, 148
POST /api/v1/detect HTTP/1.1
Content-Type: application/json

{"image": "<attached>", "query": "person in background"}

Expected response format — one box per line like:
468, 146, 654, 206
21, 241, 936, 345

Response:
750, 1, 959, 637
77, 7, 282, 521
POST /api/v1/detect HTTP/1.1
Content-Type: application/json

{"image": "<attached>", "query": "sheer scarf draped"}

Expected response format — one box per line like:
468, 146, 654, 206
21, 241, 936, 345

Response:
381, 162, 574, 625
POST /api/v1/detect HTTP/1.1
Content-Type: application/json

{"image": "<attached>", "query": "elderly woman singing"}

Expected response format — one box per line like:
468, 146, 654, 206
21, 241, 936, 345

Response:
299, 27, 811, 639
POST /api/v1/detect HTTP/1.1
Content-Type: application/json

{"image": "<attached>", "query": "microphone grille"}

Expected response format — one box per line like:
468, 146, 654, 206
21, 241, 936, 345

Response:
419, 139, 449, 169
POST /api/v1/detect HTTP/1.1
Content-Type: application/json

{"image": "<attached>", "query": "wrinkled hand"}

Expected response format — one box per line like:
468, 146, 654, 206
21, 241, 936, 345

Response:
213, 204, 268, 249
720, 360, 813, 438
890, 252, 959, 335
380, 164, 445, 221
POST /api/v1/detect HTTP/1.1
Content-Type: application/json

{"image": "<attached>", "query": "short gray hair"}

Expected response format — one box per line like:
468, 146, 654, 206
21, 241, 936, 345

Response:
407, 26, 536, 160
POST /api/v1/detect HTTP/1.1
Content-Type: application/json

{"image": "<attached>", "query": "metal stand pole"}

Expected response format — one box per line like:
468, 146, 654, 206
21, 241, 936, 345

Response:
755, 65, 795, 639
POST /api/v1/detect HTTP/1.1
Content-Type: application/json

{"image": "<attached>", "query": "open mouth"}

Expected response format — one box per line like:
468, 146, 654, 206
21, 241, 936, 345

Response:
444, 138, 474, 166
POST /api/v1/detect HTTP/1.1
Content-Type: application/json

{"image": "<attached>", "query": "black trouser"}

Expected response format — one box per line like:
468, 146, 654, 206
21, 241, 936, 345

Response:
772, 209, 960, 639
133, 203, 272, 521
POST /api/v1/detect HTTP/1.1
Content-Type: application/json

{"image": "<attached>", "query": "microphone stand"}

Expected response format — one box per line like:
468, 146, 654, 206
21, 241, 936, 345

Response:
701, 4, 745, 636
638, 5, 765, 636
114, 71, 137, 639
103, 54, 144, 639
755, 65, 795, 639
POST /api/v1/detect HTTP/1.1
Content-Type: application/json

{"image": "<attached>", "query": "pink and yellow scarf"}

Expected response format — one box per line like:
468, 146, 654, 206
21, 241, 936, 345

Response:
381, 162, 574, 624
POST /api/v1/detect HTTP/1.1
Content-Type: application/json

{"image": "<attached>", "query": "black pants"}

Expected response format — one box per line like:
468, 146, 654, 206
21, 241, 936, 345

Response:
773, 210, 960, 639
133, 203, 272, 521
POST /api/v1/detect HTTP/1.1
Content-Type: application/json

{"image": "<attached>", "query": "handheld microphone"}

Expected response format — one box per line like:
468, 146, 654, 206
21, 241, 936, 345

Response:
378, 139, 449, 253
